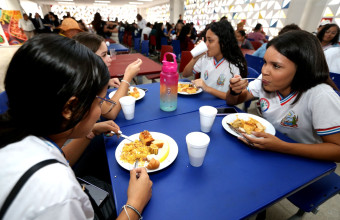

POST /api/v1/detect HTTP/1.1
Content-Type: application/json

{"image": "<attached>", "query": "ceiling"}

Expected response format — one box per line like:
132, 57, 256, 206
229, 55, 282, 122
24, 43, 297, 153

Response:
26, 0, 169, 8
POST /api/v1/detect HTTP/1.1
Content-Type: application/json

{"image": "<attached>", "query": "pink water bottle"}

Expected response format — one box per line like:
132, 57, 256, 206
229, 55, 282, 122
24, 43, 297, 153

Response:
160, 52, 179, 112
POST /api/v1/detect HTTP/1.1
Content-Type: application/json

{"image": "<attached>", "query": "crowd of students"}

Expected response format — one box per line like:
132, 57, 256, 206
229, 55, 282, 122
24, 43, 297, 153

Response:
1, 11, 340, 220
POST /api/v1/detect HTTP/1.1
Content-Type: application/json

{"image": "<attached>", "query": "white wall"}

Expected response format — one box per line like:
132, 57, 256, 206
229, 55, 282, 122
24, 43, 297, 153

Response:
286, 0, 328, 32
170, 0, 183, 24
0, 0, 21, 10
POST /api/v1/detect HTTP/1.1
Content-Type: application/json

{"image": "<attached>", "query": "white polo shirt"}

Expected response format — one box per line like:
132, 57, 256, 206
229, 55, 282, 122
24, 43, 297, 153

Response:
0, 136, 94, 220
19, 19, 35, 32
324, 47, 340, 74
247, 80, 340, 144
193, 55, 240, 92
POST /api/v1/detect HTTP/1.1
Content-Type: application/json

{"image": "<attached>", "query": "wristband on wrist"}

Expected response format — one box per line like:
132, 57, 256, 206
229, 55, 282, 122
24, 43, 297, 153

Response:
229, 87, 242, 96
122, 205, 131, 220
121, 79, 130, 86
122, 204, 143, 220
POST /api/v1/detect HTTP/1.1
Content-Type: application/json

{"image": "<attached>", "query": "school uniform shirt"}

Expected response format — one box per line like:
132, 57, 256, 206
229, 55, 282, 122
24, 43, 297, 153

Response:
193, 55, 240, 92
247, 80, 340, 144
19, 19, 35, 32
137, 19, 147, 30
324, 47, 340, 74
0, 136, 94, 220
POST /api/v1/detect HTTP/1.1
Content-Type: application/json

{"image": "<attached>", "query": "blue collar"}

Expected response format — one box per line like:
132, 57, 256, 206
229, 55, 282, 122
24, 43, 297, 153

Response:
42, 136, 65, 157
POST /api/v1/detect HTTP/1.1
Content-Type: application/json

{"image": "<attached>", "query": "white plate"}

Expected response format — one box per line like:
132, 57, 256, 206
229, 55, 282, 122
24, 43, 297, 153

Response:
115, 132, 179, 173
222, 113, 276, 137
178, 82, 203, 95
108, 87, 145, 101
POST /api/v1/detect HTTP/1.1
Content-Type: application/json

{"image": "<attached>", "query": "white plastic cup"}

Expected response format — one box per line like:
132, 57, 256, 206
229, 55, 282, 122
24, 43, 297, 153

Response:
186, 132, 210, 167
190, 41, 208, 58
119, 96, 136, 120
110, 48, 116, 60
199, 106, 217, 133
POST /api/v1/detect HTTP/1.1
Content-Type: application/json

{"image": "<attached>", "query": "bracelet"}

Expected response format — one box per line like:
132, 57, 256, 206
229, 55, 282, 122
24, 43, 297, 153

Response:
121, 79, 130, 86
229, 87, 242, 96
124, 204, 143, 220
123, 205, 131, 220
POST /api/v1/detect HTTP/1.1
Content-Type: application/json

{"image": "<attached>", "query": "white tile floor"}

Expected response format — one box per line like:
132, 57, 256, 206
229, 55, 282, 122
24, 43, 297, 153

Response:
1, 46, 339, 220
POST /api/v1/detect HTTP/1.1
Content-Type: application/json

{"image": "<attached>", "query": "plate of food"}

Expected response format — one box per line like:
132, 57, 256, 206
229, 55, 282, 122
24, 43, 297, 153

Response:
178, 82, 203, 95
222, 113, 276, 137
115, 131, 179, 173
108, 87, 145, 101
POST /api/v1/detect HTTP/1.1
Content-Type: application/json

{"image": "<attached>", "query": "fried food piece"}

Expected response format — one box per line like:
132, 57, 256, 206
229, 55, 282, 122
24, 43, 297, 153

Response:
231, 117, 266, 134
152, 140, 164, 148
178, 83, 197, 93
149, 144, 159, 155
129, 87, 140, 98
146, 158, 160, 170
139, 130, 154, 146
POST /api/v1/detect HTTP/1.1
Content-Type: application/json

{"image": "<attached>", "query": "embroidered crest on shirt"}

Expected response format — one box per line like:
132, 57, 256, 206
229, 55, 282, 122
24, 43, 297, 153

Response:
204, 70, 209, 80
216, 74, 226, 86
280, 110, 298, 128
259, 98, 270, 112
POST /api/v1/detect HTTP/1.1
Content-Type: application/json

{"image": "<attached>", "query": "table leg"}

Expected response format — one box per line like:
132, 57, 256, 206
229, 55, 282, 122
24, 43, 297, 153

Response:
136, 76, 143, 85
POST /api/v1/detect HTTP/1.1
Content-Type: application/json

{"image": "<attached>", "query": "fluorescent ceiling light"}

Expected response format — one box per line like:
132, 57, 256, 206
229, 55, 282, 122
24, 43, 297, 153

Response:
58, 1, 75, 4
137, 0, 153, 1
94, 0, 111, 3
129, 2, 143, 4
93, 3, 108, 5
56, 0, 73, 1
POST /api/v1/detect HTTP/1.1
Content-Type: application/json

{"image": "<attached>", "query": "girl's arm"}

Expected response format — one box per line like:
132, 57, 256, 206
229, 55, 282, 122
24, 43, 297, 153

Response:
243, 132, 340, 162
63, 121, 120, 166
226, 75, 254, 105
102, 59, 142, 120
182, 56, 200, 77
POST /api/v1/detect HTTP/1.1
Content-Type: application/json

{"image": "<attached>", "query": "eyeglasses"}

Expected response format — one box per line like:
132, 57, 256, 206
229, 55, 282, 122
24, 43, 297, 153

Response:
96, 96, 116, 115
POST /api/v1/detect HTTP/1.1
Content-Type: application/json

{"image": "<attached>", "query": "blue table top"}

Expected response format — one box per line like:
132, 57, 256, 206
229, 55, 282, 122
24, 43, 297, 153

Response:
108, 43, 129, 52
105, 111, 335, 219
106, 82, 227, 127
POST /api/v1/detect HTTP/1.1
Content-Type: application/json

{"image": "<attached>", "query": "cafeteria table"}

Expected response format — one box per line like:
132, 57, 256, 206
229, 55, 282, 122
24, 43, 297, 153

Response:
104, 110, 336, 219
108, 43, 129, 54
104, 83, 336, 219
106, 82, 226, 127
108, 53, 162, 79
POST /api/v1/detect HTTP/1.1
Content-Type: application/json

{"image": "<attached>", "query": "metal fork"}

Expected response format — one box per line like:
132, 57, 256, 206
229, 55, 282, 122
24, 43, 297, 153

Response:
134, 160, 140, 178
227, 123, 255, 148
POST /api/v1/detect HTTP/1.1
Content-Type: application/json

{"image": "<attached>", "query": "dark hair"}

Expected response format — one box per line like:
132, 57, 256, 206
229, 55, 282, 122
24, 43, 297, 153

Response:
73, 32, 105, 53
91, 12, 102, 33
278, 23, 301, 35
267, 30, 329, 103
237, 30, 246, 37
136, 14, 142, 21
220, 16, 227, 21
254, 23, 262, 31
197, 23, 211, 42
208, 20, 247, 78
178, 24, 191, 41
317, 23, 340, 45
0, 34, 109, 148
166, 22, 172, 32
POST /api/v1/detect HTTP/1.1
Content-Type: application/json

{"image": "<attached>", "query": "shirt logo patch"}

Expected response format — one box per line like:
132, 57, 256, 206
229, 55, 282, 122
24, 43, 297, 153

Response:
280, 110, 298, 128
204, 70, 208, 80
259, 98, 270, 112
216, 74, 226, 86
